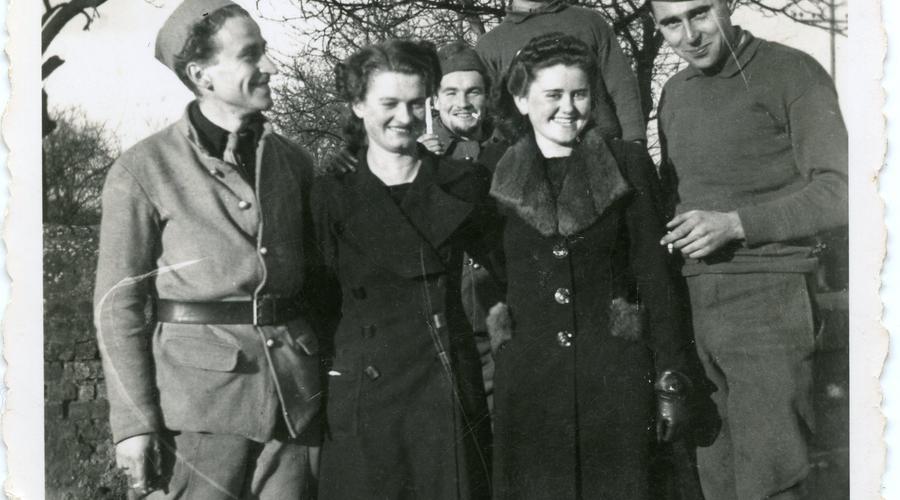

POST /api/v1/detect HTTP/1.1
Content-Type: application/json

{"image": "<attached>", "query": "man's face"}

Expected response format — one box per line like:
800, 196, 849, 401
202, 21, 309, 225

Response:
434, 71, 487, 137
652, 0, 734, 70
353, 71, 427, 155
199, 15, 277, 116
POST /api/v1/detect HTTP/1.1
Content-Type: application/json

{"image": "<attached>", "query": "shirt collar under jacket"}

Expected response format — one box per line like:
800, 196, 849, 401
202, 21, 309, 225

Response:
187, 100, 266, 160
505, 0, 568, 23
686, 26, 763, 80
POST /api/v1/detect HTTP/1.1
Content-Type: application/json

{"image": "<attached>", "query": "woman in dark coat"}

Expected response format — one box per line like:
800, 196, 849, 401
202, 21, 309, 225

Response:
312, 39, 494, 500
486, 33, 695, 500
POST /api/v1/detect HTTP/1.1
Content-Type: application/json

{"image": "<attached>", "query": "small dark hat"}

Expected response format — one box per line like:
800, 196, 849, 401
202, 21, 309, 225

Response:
155, 0, 237, 71
437, 41, 488, 78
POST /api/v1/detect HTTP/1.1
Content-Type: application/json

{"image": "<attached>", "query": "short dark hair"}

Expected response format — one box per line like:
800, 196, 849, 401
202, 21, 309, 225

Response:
334, 39, 441, 151
172, 4, 251, 94
493, 32, 598, 142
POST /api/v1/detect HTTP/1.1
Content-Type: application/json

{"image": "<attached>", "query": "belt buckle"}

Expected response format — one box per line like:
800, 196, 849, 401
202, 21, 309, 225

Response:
253, 296, 276, 326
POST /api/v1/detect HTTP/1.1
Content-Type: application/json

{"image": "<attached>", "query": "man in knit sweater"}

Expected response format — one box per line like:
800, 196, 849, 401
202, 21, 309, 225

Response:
652, 1, 847, 499
475, 0, 646, 142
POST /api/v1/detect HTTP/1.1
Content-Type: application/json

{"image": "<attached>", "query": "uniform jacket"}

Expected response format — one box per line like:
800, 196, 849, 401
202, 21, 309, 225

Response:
432, 118, 507, 334
487, 130, 691, 499
312, 149, 495, 500
94, 109, 321, 444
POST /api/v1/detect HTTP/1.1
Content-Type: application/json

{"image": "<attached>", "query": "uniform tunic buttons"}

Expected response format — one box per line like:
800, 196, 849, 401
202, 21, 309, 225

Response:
556, 330, 574, 347
238, 200, 251, 209
265, 338, 276, 348
259, 247, 268, 255
554, 288, 572, 304
552, 243, 569, 259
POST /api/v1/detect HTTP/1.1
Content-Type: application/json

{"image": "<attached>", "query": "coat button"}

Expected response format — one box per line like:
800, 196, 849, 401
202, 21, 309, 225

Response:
238, 200, 251, 209
265, 338, 277, 348
552, 243, 568, 259
556, 330, 574, 347
259, 246, 268, 255
364, 366, 381, 380
554, 288, 571, 304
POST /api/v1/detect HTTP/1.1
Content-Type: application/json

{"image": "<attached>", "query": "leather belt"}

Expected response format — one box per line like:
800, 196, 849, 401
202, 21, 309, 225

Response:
157, 296, 303, 326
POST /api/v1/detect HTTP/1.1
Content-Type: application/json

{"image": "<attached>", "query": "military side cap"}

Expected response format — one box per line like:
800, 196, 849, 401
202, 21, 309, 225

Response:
155, 0, 238, 71
437, 41, 488, 77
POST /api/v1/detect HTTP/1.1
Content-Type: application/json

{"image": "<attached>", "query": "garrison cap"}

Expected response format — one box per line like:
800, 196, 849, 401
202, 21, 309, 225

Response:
437, 41, 488, 78
155, 0, 238, 71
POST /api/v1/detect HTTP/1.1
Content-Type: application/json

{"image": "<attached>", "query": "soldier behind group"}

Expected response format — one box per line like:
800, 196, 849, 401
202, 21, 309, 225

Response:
650, 0, 848, 499
475, 0, 647, 143
417, 41, 505, 413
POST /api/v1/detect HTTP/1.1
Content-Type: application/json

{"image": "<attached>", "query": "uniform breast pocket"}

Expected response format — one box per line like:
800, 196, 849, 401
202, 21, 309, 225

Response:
324, 366, 360, 438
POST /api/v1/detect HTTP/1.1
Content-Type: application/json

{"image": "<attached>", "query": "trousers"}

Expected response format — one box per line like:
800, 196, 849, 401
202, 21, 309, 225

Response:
147, 429, 315, 500
686, 272, 815, 500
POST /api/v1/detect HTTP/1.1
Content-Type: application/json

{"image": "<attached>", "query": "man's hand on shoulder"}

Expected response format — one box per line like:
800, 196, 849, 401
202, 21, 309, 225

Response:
660, 210, 745, 259
116, 433, 162, 498
323, 148, 358, 174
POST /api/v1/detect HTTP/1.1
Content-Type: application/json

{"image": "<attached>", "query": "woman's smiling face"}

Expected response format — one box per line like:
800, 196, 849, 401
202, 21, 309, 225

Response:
514, 64, 591, 157
353, 71, 427, 155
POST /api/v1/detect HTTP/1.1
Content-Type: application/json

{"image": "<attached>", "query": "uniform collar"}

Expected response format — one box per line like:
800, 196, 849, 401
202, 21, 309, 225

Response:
187, 100, 267, 159
686, 27, 761, 80
505, 0, 568, 23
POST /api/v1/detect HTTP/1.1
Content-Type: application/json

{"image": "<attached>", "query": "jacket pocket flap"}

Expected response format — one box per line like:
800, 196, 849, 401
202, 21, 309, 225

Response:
163, 337, 241, 372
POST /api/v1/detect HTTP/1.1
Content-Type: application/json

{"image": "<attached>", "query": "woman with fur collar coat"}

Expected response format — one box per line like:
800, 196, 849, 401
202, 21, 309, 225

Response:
486, 33, 696, 500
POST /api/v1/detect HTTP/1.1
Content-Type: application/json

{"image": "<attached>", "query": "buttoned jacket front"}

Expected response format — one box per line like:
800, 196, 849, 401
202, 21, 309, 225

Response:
94, 109, 321, 444
312, 150, 496, 500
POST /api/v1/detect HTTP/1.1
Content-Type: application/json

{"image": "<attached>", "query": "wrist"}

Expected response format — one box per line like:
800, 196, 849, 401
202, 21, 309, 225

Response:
727, 211, 745, 240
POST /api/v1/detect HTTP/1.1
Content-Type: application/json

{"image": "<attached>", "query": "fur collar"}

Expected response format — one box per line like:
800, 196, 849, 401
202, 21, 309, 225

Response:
489, 129, 631, 237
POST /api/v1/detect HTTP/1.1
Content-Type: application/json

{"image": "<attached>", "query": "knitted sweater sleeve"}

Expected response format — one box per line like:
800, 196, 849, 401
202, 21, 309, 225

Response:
591, 12, 646, 142
736, 64, 848, 245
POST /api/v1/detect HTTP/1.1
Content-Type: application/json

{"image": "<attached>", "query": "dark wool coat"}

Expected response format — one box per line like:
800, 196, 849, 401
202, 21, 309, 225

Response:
312, 150, 496, 500
487, 131, 692, 500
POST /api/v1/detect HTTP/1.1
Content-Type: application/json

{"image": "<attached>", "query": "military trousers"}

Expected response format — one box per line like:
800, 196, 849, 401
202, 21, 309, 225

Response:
686, 272, 816, 500
147, 426, 316, 500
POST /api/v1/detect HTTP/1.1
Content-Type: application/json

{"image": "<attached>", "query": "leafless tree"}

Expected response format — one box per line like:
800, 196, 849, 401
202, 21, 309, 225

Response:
42, 0, 110, 137
43, 107, 119, 225
266, 0, 845, 159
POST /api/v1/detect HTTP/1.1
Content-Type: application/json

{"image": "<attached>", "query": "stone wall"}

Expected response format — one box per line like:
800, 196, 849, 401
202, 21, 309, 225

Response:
44, 224, 126, 500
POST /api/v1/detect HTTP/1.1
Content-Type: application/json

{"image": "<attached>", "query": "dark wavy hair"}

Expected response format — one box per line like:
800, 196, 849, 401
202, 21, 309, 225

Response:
172, 4, 251, 95
334, 39, 441, 151
492, 32, 599, 142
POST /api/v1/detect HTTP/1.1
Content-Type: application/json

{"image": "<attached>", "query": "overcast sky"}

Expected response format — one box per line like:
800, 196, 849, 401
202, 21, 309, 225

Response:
43, 0, 848, 149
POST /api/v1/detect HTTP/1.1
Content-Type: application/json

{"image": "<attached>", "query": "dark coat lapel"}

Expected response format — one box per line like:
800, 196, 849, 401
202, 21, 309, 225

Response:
490, 129, 631, 237
340, 152, 473, 278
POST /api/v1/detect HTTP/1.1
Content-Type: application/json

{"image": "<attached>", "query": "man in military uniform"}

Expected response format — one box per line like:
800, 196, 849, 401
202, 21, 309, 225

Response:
417, 41, 504, 412
94, 1, 321, 497
651, 0, 848, 498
